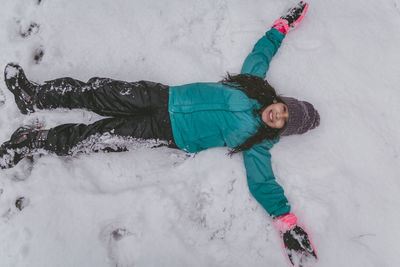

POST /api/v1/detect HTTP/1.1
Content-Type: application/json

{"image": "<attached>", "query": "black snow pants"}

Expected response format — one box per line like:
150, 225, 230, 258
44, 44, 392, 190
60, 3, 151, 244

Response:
34, 77, 177, 156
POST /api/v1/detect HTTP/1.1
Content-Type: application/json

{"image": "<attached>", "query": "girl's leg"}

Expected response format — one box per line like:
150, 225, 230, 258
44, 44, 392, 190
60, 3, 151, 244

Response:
36, 78, 170, 117
46, 113, 176, 156
0, 109, 176, 169
4, 63, 169, 116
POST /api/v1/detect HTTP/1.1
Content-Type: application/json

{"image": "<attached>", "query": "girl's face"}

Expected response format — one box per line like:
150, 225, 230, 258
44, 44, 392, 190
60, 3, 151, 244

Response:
261, 101, 289, 129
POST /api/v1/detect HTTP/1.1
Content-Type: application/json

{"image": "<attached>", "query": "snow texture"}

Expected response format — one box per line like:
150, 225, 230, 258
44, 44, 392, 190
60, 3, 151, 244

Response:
1, 0, 400, 266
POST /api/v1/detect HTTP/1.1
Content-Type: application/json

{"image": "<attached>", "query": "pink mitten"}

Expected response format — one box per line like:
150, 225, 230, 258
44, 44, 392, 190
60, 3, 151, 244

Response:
274, 213, 317, 266
272, 1, 309, 35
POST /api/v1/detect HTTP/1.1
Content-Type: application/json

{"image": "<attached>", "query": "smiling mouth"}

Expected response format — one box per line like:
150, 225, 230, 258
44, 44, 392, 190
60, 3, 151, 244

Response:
268, 111, 273, 122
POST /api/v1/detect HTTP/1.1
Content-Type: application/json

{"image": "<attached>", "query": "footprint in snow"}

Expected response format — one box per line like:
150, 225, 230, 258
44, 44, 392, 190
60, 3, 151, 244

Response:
111, 228, 133, 241
20, 22, 40, 38
14, 19, 40, 39
100, 221, 143, 266
33, 46, 45, 64
15, 197, 30, 211
11, 17, 44, 64
0, 89, 5, 107
1, 196, 30, 222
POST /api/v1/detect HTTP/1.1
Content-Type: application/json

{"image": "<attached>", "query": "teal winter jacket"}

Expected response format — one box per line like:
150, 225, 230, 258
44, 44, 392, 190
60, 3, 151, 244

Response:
168, 29, 290, 217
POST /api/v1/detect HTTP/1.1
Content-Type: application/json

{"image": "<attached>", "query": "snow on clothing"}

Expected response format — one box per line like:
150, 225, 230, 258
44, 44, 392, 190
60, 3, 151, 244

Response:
169, 28, 290, 217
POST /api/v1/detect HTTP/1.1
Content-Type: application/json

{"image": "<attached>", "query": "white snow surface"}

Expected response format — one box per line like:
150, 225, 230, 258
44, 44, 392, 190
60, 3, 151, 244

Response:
0, 0, 400, 266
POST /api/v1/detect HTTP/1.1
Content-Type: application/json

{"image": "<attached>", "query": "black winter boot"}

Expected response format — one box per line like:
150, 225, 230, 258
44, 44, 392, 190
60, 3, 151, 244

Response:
0, 126, 49, 169
4, 63, 39, 114
280, 1, 309, 28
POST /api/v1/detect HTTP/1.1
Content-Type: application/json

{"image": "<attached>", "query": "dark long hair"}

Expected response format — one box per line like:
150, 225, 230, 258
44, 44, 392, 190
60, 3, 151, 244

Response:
220, 73, 284, 155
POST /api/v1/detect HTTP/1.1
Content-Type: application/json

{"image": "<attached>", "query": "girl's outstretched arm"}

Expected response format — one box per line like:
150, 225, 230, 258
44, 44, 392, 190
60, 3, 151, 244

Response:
240, 29, 285, 79
242, 141, 290, 217
240, 1, 309, 79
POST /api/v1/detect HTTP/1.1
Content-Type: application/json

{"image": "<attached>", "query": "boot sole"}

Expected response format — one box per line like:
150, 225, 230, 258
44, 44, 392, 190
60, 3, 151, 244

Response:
4, 63, 35, 114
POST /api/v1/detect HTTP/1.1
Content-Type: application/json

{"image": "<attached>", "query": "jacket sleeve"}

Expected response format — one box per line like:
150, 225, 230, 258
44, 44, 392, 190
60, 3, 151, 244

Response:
240, 28, 285, 79
242, 141, 290, 217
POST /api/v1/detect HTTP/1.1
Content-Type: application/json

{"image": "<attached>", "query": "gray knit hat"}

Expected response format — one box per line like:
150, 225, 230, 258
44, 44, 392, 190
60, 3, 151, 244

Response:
279, 97, 320, 136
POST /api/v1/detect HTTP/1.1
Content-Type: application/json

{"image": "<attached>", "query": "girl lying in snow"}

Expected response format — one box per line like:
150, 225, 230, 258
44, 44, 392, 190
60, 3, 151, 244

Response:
0, 1, 318, 266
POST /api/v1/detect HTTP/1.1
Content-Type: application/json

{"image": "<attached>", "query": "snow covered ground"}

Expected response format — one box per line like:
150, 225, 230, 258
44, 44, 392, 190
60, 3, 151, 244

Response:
0, 0, 400, 266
